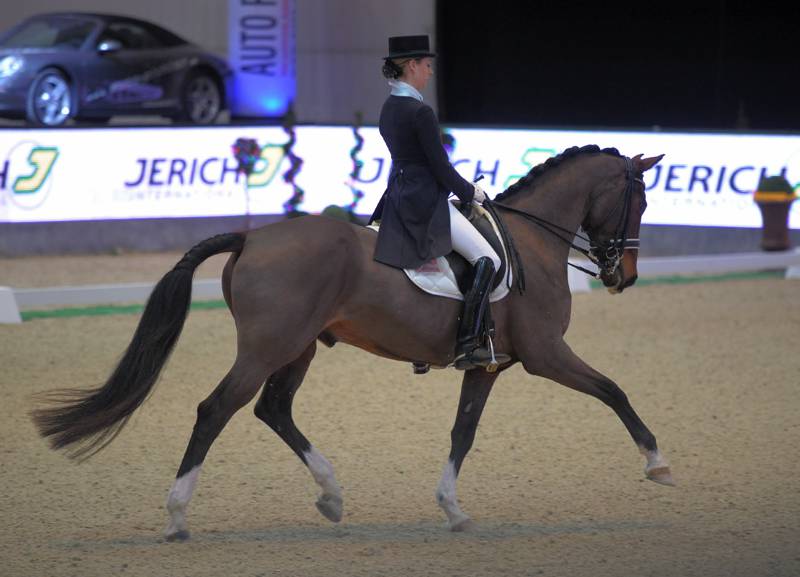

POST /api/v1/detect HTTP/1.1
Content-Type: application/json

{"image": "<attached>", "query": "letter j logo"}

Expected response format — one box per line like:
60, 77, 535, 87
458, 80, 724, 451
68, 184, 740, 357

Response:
14, 147, 59, 194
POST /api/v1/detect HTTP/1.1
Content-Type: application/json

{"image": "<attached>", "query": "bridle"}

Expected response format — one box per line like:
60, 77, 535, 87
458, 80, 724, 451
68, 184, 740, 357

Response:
584, 156, 646, 280
485, 156, 645, 288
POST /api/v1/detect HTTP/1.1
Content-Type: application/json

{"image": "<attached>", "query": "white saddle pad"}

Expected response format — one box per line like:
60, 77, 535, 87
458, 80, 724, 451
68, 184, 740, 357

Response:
369, 203, 511, 303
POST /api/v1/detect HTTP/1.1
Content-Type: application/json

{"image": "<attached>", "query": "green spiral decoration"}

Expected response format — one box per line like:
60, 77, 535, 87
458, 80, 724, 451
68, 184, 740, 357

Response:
281, 104, 305, 216
347, 112, 365, 213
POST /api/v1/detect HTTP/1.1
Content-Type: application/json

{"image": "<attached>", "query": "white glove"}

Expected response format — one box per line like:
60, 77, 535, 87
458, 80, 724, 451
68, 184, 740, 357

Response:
473, 184, 486, 204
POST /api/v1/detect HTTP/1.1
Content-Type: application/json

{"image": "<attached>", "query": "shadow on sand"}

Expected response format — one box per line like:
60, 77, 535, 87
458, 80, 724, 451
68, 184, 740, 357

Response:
55, 518, 670, 549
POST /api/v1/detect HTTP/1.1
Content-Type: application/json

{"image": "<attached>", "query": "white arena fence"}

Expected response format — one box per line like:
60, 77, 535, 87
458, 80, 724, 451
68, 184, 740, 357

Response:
2, 249, 798, 324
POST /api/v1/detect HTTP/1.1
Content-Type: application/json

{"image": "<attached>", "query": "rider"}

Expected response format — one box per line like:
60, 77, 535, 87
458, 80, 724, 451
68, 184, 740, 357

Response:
369, 35, 502, 371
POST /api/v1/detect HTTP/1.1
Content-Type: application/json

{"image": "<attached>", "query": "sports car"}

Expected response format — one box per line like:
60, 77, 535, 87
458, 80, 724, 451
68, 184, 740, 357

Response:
0, 12, 232, 126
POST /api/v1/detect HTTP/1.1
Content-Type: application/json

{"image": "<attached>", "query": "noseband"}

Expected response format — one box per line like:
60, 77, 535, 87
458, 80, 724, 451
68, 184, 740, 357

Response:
486, 155, 645, 286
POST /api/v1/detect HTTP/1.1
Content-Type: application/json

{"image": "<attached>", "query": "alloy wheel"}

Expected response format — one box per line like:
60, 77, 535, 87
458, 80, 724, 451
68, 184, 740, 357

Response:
185, 76, 220, 124
33, 73, 72, 126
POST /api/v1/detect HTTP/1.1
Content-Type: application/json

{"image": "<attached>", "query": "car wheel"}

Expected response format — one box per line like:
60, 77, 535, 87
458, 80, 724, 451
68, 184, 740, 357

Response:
179, 73, 221, 125
26, 68, 74, 127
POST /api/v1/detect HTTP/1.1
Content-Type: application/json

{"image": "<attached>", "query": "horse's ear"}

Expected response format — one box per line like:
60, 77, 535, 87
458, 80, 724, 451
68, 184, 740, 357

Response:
634, 154, 664, 172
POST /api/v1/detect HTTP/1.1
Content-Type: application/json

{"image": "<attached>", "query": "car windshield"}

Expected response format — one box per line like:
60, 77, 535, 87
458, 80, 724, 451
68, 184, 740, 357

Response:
0, 16, 96, 49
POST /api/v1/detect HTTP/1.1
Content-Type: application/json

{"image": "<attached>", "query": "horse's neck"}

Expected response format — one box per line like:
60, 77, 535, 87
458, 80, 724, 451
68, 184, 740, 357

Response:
503, 172, 590, 243
497, 172, 594, 279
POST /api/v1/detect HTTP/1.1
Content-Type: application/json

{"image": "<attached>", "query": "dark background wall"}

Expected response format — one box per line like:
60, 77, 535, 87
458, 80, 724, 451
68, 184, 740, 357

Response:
436, 1, 799, 131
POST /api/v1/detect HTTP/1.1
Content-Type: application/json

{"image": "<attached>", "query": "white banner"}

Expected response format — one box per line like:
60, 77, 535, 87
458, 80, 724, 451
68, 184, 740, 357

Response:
0, 126, 798, 228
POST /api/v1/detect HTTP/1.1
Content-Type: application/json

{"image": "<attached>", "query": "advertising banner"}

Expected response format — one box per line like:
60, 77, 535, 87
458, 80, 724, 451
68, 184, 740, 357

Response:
0, 126, 798, 228
228, 0, 296, 117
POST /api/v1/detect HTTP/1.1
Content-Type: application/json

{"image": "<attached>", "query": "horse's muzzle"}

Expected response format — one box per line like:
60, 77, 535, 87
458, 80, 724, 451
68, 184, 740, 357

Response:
604, 252, 639, 294
603, 269, 624, 294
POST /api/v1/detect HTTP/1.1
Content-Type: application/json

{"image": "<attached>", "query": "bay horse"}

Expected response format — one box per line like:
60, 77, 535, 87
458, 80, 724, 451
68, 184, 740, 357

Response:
32, 145, 671, 540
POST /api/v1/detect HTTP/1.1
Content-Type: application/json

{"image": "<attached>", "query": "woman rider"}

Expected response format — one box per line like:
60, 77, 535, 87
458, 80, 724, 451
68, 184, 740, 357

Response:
369, 35, 504, 371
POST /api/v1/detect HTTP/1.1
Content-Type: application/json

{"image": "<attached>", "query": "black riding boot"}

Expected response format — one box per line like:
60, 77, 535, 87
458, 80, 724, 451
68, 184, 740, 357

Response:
453, 257, 507, 371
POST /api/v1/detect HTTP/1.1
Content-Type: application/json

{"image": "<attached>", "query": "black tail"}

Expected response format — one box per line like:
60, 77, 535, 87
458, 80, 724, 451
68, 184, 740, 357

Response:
31, 232, 246, 460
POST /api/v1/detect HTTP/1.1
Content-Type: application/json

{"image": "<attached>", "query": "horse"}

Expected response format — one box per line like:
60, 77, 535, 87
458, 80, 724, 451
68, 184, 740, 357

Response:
32, 144, 670, 540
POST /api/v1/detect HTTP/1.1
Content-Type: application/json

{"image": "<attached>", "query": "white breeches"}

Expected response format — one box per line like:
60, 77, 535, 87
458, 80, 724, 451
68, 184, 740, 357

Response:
448, 202, 501, 269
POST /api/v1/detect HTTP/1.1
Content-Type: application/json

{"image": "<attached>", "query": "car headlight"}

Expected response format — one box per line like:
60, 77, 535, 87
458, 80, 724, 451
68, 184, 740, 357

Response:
0, 55, 24, 78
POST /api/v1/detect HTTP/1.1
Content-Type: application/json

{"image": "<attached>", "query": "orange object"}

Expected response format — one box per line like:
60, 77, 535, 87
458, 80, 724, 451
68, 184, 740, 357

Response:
753, 175, 797, 251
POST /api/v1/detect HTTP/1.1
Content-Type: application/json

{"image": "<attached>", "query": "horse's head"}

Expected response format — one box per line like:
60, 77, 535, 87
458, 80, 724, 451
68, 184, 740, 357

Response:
582, 153, 663, 293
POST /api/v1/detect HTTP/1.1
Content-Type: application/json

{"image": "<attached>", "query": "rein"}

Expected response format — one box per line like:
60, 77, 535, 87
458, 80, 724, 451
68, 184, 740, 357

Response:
482, 200, 527, 294
486, 156, 643, 287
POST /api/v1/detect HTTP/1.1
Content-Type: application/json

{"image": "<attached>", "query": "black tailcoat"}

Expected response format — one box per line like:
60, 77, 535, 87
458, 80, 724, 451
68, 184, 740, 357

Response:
370, 95, 474, 269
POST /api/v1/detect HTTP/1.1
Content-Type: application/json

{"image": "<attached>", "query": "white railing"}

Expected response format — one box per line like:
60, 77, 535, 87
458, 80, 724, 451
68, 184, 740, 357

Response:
2, 249, 799, 323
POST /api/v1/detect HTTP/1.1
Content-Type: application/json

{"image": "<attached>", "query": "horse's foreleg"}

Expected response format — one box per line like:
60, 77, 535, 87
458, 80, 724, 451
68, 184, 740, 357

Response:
436, 369, 498, 531
253, 342, 343, 523
165, 354, 272, 541
529, 341, 674, 486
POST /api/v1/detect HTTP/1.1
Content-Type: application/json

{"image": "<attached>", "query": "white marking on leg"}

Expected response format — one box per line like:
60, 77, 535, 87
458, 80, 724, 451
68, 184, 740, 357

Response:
639, 446, 669, 474
165, 465, 201, 539
435, 460, 470, 529
304, 446, 341, 497
304, 446, 343, 522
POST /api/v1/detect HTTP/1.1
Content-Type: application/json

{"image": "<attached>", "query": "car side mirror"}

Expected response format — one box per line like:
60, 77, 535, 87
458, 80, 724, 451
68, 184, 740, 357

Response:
97, 39, 123, 53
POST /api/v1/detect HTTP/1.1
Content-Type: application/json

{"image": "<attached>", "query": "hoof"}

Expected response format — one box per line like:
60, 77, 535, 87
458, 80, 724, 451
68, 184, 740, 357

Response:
315, 494, 343, 523
450, 518, 475, 532
165, 529, 191, 542
646, 466, 676, 487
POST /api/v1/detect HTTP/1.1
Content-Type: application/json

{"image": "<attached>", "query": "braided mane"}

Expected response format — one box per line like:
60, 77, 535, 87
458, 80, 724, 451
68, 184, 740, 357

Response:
494, 144, 622, 202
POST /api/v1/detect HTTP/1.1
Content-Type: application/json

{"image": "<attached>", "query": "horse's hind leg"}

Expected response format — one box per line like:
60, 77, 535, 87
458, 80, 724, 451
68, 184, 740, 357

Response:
436, 369, 498, 531
254, 341, 343, 523
164, 353, 272, 541
530, 341, 674, 486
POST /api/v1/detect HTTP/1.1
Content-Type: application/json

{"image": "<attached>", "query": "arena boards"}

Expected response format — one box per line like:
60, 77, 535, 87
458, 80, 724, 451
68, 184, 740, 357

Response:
4, 249, 798, 324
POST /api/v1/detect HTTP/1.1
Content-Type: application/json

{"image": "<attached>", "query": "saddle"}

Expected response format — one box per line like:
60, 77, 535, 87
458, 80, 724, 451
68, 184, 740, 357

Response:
368, 201, 512, 303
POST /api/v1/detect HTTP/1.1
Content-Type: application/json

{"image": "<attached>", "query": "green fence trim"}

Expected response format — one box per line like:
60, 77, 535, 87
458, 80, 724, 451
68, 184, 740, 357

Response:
20, 299, 228, 321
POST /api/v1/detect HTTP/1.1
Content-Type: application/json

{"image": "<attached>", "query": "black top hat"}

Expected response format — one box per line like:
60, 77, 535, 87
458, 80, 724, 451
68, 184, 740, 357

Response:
385, 35, 436, 59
